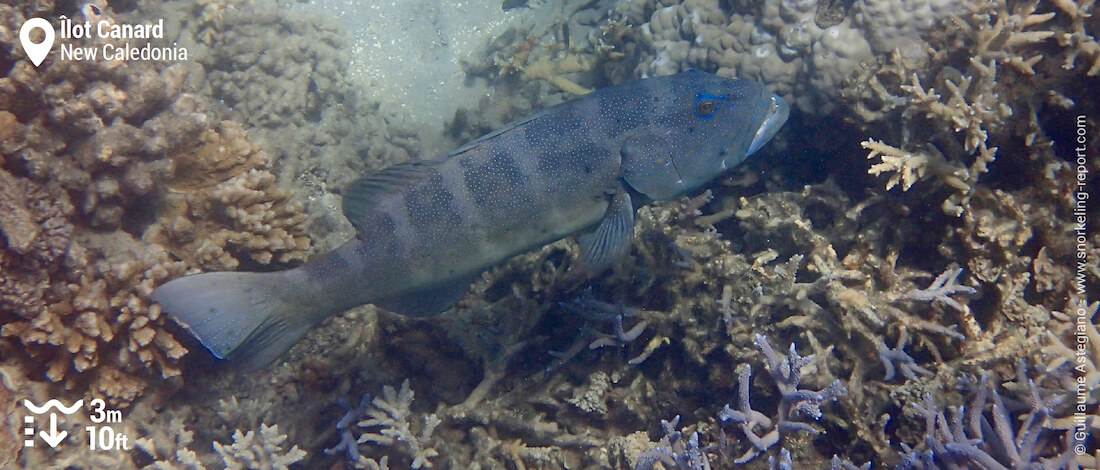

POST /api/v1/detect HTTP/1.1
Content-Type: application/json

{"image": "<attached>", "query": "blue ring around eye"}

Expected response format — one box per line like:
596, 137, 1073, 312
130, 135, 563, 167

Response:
694, 93, 720, 118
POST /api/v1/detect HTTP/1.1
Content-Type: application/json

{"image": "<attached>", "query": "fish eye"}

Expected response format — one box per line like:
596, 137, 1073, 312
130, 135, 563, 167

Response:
694, 95, 718, 118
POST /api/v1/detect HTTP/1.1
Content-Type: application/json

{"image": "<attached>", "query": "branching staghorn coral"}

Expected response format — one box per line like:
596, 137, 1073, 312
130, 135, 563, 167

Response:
1042, 301, 1100, 412
631, 335, 846, 467
134, 417, 207, 470
719, 179, 1010, 462
862, 138, 970, 193
632, 416, 711, 470
861, 55, 1009, 216
854, 0, 1083, 215
863, 139, 932, 192
952, 0, 1057, 75
903, 267, 977, 313
896, 367, 1085, 469
1054, 0, 1100, 75
732, 184, 970, 356
348, 380, 441, 469
719, 335, 847, 464
323, 394, 372, 467
876, 329, 933, 382
551, 290, 659, 368
213, 424, 306, 470
855, 0, 1093, 216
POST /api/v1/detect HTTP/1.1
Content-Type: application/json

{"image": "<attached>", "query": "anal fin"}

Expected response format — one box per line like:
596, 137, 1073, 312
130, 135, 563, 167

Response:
576, 190, 635, 274
375, 276, 474, 317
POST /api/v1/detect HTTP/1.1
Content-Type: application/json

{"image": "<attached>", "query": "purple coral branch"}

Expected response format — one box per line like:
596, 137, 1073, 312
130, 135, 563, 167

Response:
831, 454, 872, 470
877, 329, 933, 381
904, 267, 976, 312
551, 289, 650, 368
719, 335, 846, 464
898, 366, 1077, 470
633, 416, 713, 470
323, 393, 372, 463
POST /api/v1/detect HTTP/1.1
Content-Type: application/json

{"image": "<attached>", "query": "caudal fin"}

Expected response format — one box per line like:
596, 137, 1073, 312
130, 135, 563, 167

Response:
152, 271, 321, 371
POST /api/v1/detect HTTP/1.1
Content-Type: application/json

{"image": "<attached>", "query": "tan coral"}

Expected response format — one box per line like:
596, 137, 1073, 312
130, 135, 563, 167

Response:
1054, 0, 1100, 75
214, 423, 306, 470
0, 0, 310, 409
134, 416, 208, 470
900, 64, 1009, 158
167, 120, 268, 191
862, 44, 1013, 215
2, 220, 189, 406
520, 54, 595, 95
863, 139, 931, 192
146, 122, 310, 270
952, 0, 1056, 75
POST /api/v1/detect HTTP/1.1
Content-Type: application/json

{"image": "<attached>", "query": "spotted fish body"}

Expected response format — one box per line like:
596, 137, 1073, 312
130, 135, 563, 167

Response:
152, 71, 789, 369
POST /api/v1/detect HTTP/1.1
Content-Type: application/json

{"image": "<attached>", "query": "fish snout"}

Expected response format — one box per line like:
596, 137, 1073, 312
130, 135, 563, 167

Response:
746, 93, 789, 156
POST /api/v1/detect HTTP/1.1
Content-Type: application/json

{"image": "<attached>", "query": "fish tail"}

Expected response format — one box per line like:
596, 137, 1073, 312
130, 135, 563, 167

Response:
152, 271, 325, 371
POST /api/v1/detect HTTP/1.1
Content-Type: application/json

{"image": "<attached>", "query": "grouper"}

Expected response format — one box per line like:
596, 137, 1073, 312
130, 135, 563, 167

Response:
152, 71, 789, 370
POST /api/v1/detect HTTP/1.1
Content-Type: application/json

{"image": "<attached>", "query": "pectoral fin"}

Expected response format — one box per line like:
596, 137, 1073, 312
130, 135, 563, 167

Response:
576, 190, 635, 274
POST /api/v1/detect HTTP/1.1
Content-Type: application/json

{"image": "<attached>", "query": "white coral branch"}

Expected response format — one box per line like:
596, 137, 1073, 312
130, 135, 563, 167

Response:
213, 423, 305, 470
357, 379, 440, 469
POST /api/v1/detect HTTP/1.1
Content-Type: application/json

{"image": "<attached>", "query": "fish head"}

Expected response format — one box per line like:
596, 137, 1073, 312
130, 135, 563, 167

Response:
669, 72, 789, 192
622, 72, 789, 200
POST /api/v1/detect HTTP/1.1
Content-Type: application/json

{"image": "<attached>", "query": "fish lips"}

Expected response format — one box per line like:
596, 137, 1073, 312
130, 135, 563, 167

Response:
747, 93, 790, 156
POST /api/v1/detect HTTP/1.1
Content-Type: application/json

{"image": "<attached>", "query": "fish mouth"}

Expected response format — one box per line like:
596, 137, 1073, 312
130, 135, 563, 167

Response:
746, 93, 789, 156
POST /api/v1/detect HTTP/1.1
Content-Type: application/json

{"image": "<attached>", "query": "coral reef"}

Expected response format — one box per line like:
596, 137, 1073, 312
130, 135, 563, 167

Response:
630, 335, 847, 468
0, 0, 311, 409
896, 363, 1085, 469
428, 0, 1097, 464
1, 0, 1096, 468
145, 119, 311, 270
625, 0, 957, 113
0, 162, 190, 405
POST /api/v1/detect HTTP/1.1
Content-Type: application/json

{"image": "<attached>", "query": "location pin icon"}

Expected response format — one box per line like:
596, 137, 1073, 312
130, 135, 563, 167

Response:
20, 18, 55, 67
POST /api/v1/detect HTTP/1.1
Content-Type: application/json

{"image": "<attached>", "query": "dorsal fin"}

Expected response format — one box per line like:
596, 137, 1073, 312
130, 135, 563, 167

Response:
446, 108, 552, 158
341, 158, 442, 232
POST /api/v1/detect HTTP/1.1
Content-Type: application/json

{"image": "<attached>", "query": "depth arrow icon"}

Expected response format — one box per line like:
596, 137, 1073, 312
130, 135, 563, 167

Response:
39, 413, 67, 447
